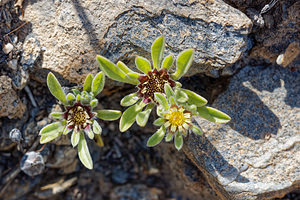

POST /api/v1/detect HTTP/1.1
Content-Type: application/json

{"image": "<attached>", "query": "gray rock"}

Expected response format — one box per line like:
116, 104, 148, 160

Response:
21, 34, 41, 70
20, 151, 45, 177
184, 66, 300, 199
24, 0, 251, 84
9, 128, 22, 143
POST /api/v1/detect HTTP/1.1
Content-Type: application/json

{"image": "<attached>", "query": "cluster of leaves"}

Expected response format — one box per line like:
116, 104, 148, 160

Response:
40, 36, 230, 169
97, 36, 231, 150
39, 72, 121, 169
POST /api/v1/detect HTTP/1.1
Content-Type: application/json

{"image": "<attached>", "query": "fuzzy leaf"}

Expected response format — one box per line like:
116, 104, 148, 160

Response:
92, 120, 102, 135
197, 106, 231, 123
192, 125, 203, 135
181, 89, 207, 107
169, 96, 176, 105
164, 84, 175, 99
72, 88, 81, 96
135, 56, 152, 74
47, 72, 67, 104
119, 101, 145, 132
90, 99, 98, 108
162, 55, 173, 70
71, 130, 80, 147
126, 73, 140, 84
95, 110, 121, 121
147, 126, 166, 147
49, 112, 64, 119
97, 55, 135, 84
94, 134, 104, 147
165, 132, 173, 142
91, 72, 105, 96
66, 93, 75, 104
171, 49, 194, 80
120, 93, 139, 107
156, 105, 164, 117
175, 90, 188, 103
84, 127, 94, 140
153, 118, 165, 126
39, 121, 66, 144
154, 93, 169, 110
76, 94, 81, 102
78, 133, 93, 169
117, 61, 140, 84
83, 74, 94, 92
136, 105, 153, 127
174, 133, 183, 150
151, 36, 165, 69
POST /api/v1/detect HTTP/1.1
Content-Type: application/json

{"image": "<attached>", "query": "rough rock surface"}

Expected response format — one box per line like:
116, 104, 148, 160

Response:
23, 0, 251, 84
0, 75, 26, 118
184, 66, 300, 199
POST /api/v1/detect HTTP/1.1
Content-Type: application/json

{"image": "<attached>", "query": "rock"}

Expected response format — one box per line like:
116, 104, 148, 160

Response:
184, 66, 300, 199
46, 146, 77, 169
9, 128, 22, 143
0, 75, 26, 119
8, 59, 18, 71
24, 0, 251, 84
276, 42, 300, 67
20, 151, 45, 176
2, 43, 14, 54
21, 34, 41, 70
110, 184, 162, 200
112, 166, 130, 184
249, 1, 300, 68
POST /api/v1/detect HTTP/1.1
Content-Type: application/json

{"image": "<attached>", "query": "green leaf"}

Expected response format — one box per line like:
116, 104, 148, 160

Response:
72, 88, 81, 96
71, 130, 80, 147
147, 126, 166, 147
84, 127, 94, 140
94, 134, 104, 147
126, 73, 140, 84
117, 61, 140, 84
169, 96, 176, 105
47, 72, 67, 104
197, 106, 231, 123
76, 94, 81, 102
92, 120, 102, 135
164, 84, 175, 99
90, 99, 98, 108
181, 89, 207, 107
97, 55, 135, 84
49, 112, 64, 119
174, 133, 183, 150
66, 93, 75, 104
153, 118, 165, 126
171, 49, 194, 80
154, 93, 169, 110
120, 93, 139, 107
39, 121, 66, 144
78, 133, 93, 169
162, 55, 173, 70
119, 101, 144, 132
156, 105, 164, 117
135, 56, 152, 74
136, 104, 153, 127
192, 125, 203, 135
92, 72, 105, 96
83, 74, 94, 92
95, 110, 121, 121
175, 90, 188, 103
151, 36, 165, 69
165, 132, 173, 142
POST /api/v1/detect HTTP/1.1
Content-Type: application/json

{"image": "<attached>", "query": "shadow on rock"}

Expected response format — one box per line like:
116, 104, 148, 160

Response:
184, 134, 249, 186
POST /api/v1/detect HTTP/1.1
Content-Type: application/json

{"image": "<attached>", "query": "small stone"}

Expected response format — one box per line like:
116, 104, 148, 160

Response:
276, 42, 300, 67
21, 34, 41, 70
8, 59, 18, 71
112, 167, 129, 184
20, 151, 45, 176
2, 43, 14, 54
9, 128, 22, 143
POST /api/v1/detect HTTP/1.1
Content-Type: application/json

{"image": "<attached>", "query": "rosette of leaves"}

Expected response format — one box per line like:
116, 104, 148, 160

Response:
39, 72, 121, 169
147, 84, 231, 150
97, 36, 195, 132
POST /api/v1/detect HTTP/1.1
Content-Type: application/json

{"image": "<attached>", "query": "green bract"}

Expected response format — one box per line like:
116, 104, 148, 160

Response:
39, 72, 121, 169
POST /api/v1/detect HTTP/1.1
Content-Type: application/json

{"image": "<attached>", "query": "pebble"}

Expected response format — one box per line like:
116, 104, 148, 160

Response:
2, 43, 14, 54
8, 59, 18, 71
9, 128, 22, 143
20, 151, 45, 176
